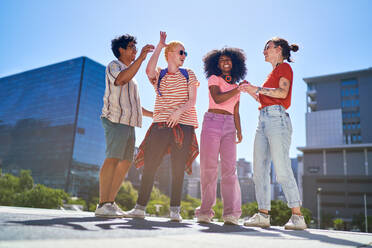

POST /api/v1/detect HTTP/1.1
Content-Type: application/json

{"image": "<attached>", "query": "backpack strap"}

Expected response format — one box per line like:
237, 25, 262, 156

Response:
157, 68, 189, 96
179, 68, 189, 82
157, 68, 168, 96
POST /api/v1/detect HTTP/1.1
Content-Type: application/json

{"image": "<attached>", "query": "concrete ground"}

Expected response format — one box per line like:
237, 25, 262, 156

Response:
0, 206, 371, 248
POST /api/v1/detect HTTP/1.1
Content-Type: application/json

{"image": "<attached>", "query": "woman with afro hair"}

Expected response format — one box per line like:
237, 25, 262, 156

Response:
195, 48, 247, 225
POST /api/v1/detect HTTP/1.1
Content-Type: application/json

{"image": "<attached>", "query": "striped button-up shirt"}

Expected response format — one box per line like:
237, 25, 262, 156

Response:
101, 60, 142, 127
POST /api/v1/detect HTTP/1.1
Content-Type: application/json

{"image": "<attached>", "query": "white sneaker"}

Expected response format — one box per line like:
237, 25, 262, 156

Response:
284, 215, 307, 230
112, 202, 125, 215
170, 211, 183, 222
95, 203, 124, 218
223, 215, 239, 225
196, 215, 212, 224
243, 213, 270, 228
123, 207, 145, 219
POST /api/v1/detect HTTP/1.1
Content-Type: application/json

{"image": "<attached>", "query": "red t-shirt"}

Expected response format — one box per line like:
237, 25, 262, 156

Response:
259, 63, 293, 110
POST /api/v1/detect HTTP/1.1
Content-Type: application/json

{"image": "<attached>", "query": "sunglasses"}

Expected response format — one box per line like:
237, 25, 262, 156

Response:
264, 44, 277, 51
179, 50, 188, 56
127, 44, 137, 51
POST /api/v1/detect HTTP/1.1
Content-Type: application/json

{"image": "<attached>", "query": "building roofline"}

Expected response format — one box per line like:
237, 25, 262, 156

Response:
297, 143, 372, 152
0, 56, 104, 80
303, 67, 372, 83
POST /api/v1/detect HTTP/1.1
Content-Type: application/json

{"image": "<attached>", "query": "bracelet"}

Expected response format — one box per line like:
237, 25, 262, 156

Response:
256, 87, 262, 94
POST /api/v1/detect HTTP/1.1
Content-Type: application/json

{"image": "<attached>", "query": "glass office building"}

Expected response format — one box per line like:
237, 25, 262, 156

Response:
0, 57, 106, 195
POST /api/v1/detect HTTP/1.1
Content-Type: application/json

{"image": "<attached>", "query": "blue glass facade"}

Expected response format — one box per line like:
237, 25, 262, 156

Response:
0, 57, 106, 194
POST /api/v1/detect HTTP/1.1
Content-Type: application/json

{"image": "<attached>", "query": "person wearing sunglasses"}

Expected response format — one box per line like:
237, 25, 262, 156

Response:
195, 48, 247, 225
124, 31, 199, 222
240, 37, 306, 230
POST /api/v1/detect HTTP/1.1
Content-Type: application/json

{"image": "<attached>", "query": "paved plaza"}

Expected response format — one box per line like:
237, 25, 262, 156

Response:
0, 206, 371, 248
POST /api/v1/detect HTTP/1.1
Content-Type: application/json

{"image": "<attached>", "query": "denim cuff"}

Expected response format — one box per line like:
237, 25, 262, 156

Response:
287, 200, 302, 209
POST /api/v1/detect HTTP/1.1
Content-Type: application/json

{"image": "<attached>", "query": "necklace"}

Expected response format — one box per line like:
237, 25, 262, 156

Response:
222, 75, 235, 84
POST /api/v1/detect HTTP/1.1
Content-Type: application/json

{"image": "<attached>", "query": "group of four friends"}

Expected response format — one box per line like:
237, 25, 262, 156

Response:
95, 31, 307, 230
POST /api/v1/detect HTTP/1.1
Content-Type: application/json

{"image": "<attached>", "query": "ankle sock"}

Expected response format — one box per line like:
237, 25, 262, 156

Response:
134, 204, 146, 211
98, 202, 113, 208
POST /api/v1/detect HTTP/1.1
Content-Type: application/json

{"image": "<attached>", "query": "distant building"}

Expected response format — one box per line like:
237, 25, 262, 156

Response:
127, 152, 202, 199
236, 158, 255, 204
299, 68, 372, 221
0, 57, 106, 196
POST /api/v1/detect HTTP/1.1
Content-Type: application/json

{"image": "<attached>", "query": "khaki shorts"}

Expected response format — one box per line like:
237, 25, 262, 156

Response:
101, 117, 135, 161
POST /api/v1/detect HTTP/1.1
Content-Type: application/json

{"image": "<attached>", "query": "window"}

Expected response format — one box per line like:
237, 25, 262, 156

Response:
341, 79, 357, 86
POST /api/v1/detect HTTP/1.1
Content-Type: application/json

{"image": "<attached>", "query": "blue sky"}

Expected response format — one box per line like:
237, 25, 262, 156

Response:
1, 0, 371, 162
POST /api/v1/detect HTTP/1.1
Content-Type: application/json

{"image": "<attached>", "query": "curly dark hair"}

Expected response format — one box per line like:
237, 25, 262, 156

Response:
203, 47, 247, 82
111, 34, 137, 59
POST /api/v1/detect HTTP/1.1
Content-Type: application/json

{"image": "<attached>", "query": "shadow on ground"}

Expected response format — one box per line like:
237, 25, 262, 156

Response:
7, 217, 369, 247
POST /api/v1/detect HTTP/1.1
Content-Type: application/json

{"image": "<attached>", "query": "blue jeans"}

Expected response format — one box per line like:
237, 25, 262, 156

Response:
253, 105, 301, 210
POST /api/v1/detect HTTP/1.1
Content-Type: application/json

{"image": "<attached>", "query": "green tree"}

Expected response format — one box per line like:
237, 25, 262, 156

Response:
0, 172, 20, 205
14, 184, 69, 209
352, 213, 372, 233
212, 199, 223, 221
19, 170, 33, 191
181, 195, 201, 219
241, 201, 258, 217
333, 218, 345, 230
146, 187, 170, 216
0, 170, 70, 209
116, 181, 138, 211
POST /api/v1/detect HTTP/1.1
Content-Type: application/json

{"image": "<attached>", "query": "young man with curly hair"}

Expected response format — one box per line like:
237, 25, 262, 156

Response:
95, 34, 154, 218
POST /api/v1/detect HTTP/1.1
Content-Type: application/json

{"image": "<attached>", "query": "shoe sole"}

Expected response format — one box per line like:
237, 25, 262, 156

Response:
224, 221, 239, 225
284, 226, 307, 230
123, 215, 145, 219
243, 223, 270, 228
197, 220, 211, 224
170, 219, 182, 222
95, 214, 124, 218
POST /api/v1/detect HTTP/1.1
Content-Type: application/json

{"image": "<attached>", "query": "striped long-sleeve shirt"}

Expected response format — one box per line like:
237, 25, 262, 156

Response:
101, 60, 142, 127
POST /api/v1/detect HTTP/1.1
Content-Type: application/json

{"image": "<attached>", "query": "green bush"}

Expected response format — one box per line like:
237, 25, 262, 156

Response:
116, 181, 138, 211
333, 218, 345, 230
0, 170, 69, 209
14, 184, 69, 209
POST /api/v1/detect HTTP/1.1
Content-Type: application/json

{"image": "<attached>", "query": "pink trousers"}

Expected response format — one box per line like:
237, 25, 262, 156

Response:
195, 112, 242, 218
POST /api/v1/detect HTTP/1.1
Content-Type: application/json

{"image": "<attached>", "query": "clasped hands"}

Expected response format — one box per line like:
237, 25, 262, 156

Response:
238, 80, 260, 102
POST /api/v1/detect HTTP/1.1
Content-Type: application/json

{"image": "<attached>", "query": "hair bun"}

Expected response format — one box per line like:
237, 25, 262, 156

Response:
290, 44, 299, 52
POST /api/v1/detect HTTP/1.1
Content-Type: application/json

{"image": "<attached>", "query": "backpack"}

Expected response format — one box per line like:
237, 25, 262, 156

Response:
157, 68, 189, 96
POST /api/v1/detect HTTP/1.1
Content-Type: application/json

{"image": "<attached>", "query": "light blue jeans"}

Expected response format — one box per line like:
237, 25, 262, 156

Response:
253, 105, 301, 210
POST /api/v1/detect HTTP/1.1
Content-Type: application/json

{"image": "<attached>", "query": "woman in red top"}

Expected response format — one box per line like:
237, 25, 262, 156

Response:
242, 37, 307, 230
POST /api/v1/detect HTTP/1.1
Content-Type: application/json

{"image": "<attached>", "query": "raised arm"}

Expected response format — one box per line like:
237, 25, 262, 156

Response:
146, 31, 167, 84
114, 44, 154, 86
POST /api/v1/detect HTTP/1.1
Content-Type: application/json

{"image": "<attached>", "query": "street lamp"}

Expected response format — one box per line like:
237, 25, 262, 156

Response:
317, 187, 322, 229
